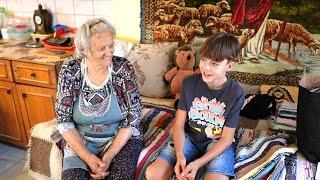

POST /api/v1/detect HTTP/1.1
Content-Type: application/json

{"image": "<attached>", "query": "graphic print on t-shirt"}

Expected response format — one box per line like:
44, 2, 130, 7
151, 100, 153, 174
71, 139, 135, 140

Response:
188, 96, 226, 139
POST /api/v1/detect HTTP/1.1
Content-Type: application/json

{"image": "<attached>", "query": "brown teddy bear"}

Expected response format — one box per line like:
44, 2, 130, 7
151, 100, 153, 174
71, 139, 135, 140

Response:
165, 45, 196, 106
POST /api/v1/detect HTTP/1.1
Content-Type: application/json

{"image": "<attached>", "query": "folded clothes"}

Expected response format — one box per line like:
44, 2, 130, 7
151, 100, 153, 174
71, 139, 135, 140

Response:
275, 116, 296, 127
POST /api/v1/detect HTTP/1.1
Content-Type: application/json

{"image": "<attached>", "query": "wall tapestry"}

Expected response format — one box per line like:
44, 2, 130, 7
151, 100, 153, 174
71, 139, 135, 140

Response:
140, 0, 320, 85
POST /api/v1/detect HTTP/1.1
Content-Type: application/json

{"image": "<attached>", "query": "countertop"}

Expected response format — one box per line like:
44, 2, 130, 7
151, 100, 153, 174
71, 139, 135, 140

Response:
0, 41, 73, 65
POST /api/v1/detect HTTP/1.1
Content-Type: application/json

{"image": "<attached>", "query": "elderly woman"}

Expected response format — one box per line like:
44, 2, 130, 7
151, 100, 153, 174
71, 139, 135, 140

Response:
55, 18, 143, 180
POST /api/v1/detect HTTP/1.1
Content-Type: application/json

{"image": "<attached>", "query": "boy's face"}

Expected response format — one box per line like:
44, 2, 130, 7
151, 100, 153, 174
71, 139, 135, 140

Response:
199, 57, 233, 84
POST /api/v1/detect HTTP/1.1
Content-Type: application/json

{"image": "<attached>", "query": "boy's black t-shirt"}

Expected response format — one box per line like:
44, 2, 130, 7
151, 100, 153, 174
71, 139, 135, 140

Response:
178, 74, 244, 144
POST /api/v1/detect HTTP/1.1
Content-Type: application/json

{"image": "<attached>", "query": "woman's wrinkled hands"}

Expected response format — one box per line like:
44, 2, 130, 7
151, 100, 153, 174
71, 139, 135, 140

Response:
100, 153, 113, 174
89, 151, 114, 179
85, 154, 109, 179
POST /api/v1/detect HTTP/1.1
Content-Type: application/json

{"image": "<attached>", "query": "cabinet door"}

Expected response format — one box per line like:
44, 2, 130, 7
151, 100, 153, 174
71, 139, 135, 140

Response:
17, 84, 56, 139
0, 59, 14, 82
0, 81, 27, 147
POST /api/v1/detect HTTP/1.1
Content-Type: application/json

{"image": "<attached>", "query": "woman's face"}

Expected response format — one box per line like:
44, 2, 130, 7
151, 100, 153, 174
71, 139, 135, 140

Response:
87, 30, 114, 67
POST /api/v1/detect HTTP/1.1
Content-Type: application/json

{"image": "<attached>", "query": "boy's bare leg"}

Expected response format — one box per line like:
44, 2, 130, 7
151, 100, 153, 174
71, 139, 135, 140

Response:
146, 158, 174, 180
204, 173, 229, 180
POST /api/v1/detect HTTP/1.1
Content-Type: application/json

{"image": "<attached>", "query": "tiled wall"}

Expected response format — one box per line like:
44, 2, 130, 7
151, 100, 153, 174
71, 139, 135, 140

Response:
0, 0, 141, 41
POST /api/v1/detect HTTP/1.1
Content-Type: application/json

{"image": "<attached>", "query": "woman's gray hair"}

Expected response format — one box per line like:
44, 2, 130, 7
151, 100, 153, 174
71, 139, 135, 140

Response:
75, 18, 116, 59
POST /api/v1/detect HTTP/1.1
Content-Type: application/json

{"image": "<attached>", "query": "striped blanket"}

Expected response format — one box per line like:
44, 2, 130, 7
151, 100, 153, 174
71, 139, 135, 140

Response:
134, 104, 299, 180
135, 104, 175, 180
234, 128, 298, 179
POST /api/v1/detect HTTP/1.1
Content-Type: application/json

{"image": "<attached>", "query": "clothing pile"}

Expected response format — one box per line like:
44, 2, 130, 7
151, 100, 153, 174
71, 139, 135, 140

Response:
234, 128, 298, 179
269, 100, 297, 132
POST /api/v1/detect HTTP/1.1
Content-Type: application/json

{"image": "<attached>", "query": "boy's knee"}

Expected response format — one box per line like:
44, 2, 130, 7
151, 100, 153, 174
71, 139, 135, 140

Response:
145, 165, 157, 179
145, 163, 168, 180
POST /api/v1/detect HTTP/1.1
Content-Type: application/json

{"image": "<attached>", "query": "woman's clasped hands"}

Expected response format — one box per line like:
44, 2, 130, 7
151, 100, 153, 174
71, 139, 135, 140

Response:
86, 153, 111, 180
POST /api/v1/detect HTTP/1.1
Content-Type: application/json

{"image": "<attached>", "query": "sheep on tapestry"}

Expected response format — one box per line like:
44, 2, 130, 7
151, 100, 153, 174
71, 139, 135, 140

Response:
154, 9, 170, 26
156, 0, 185, 7
157, 3, 180, 14
237, 28, 255, 48
205, 16, 239, 34
177, 6, 200, 20
154, 19, 204, 45
236, 28, 256, 63
264, 19, 320, 56
199, 0, 231, 19
220, 13, 232, 22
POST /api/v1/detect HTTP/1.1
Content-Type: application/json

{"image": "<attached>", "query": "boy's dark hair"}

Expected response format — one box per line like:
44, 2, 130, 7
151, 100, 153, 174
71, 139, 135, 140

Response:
199, 32, 241, 62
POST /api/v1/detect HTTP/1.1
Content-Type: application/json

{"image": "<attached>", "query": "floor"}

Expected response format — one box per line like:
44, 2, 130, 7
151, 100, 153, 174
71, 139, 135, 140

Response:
0, 142, 35, 180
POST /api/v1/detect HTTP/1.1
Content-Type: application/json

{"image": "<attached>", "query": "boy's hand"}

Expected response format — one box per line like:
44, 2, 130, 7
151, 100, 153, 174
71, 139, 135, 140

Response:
181, 160, 201, 180
175, 154, 187, 180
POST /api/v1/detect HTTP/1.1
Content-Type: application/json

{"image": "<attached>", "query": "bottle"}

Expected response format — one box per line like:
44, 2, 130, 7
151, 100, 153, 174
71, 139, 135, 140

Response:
0, 7, 4, 39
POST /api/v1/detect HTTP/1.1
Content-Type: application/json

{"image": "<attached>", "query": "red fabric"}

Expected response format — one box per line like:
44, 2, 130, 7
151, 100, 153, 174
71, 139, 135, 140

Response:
134, 123, 173, 180
232, 0, 272, 31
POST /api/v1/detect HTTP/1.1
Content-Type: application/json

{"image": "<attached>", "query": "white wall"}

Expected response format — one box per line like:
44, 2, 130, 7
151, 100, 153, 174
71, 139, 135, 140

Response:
0, 0, 141, 42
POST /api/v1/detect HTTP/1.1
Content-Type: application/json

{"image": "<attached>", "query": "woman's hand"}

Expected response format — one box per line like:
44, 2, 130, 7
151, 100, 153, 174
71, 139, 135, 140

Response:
99, 152, 114, 173
181, 160, 201, 180
85, 154, 109, 179
175, 153, 187, 180
90, 171, 110, 180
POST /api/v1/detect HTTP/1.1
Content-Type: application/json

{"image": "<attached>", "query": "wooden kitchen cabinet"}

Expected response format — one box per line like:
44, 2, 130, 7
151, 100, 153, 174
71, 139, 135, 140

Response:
0, 53, 63, 148
0, 59, 14, 82
0, 81, 27, 147
17, 85, 56, 139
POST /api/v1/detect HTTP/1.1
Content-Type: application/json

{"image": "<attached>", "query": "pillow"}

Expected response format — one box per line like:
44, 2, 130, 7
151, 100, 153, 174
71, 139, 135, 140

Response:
113, 39, 133, 58
128, 42, 178, 98
239, 82, 261, 96
260, 85, 299, 104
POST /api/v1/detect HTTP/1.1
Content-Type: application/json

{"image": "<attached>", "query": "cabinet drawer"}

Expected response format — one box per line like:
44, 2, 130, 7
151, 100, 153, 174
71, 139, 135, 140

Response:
0, 59, 14, 82
12, 61, 57, 88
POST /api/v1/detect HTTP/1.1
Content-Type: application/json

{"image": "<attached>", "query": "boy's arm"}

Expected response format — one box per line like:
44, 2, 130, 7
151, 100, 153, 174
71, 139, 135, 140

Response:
172, 109, 188, 179
172, 109, 187, 157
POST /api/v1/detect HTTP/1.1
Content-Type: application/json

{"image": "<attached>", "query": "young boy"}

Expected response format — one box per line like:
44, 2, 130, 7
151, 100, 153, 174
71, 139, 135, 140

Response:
146, 32, 245, 180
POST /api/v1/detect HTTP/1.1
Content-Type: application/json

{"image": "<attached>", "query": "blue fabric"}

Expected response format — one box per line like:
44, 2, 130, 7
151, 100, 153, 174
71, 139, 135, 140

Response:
251, 155, 281, 179
73, 91, 123, 151
158, 135, 235, 177
63, 87, 123, 171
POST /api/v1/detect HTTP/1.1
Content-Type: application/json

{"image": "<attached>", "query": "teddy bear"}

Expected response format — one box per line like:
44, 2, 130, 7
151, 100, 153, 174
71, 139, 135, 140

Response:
165, 45, 196, 106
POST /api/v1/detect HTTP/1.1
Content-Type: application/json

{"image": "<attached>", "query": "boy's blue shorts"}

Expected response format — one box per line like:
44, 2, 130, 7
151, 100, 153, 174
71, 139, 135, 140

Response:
157, 136, 235, 177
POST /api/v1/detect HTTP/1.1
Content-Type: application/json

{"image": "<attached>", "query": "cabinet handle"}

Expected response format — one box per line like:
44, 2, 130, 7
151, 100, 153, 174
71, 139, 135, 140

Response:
30, 73, 36, 78
22, 93, 27, 98
6, 90, 11, 94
